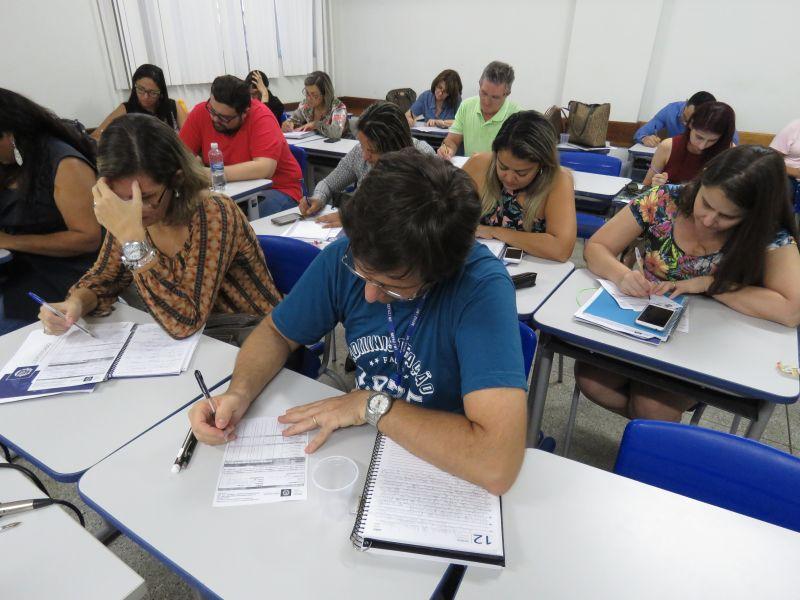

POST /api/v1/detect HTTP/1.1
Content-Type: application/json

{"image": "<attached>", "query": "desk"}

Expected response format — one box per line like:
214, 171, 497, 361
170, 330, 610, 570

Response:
79, 369, 445, 599
627, 143, 656, 182
0, 248, 11, 264
571, 170, 631, 201
527, 270, 800, 444
457, 450, 800, 600
0, 457, 146, 600
410, 124, 448, 150
284, 133, 324, 146
222, 179, 272, 221
0, 304, 238, 481
288, 137, 359, 160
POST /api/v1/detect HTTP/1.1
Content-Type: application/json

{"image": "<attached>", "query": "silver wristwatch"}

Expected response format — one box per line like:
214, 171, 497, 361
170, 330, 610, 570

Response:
365, 391, 394, 427
120, 240, 156, 271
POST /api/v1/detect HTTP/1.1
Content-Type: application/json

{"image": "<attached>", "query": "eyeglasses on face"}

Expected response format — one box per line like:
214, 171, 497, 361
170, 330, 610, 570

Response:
134, 85, 161, 98
341, 248, 429, 301
205, 100, 240, 124
302, 88, 322, 101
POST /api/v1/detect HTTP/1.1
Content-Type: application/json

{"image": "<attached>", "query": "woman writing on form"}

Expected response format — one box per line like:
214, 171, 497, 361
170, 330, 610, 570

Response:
39, 114, 281, 340
281, 71, 348, 139
577, 145, 800, 422
463, 110, 576, 262
405, 69, 462, 128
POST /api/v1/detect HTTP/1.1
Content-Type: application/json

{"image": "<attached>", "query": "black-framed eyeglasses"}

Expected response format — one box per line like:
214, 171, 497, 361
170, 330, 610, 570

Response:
341, 247, 429, 302
206, 100, 240, 124
134, 84, 161, 98
140, 185, 169, 208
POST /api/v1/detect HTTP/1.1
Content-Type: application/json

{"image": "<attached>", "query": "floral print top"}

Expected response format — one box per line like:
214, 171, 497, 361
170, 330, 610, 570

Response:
288, 97, 348, 139
630, 185, 795, 282
480, 189, 546, 233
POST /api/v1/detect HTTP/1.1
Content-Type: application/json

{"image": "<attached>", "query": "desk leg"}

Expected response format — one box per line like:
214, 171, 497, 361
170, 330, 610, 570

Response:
744, 401, 777, 440
527, 333, 554, 447
246, 196, 260, 221
95, 517, 121, 545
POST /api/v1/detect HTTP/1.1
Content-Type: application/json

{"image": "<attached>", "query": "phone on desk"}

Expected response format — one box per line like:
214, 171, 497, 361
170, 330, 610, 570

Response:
323, 138, 339, 143
502, 247, 524, 264
635, 303, 679, 331
511, 272, 537, 290
270, 212, 301, 226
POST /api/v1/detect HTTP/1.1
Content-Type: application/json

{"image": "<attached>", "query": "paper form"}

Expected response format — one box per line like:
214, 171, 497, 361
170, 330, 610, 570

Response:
361, 437, 503, 557
213, 416, 308, 507
111, 324, 201, 378
283, 219, 342, 241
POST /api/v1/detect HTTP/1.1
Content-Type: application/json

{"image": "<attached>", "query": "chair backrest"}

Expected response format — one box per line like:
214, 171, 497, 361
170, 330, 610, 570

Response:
518, 321, 537, 379
576, 212, 605, 239
385, 88, 417, 113
257, 235, 321, 295
559, 151, 622, 176
288, 145, 308, 196
615, 420, 800, 533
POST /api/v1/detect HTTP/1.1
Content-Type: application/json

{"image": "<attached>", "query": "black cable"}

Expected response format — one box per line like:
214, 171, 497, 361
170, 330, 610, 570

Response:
49, 499, 86, 528
0, 463, 49, 496
0, 443, 11, 462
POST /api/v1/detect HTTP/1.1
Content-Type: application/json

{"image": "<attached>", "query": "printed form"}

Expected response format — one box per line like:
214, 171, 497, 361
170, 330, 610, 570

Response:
213, 416, 308, 507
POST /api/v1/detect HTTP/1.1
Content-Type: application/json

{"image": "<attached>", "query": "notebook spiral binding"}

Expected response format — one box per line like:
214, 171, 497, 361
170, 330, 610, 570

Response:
107, 324, 138, 379
349, 431, 387, 550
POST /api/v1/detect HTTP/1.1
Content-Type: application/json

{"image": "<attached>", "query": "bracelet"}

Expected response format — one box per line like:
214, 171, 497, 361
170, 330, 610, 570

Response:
126, 247, 157, 272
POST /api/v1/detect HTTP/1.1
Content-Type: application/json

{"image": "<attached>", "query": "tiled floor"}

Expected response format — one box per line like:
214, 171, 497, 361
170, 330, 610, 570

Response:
12, 241, 800, 599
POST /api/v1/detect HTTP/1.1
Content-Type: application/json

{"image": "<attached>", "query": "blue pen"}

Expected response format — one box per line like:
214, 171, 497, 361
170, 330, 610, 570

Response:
27, 292, 96, 338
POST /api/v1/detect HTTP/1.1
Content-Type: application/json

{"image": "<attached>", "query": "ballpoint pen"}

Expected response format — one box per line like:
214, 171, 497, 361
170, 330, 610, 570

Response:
0, 521, 21, 533
27, 292, 96, 338
170, 371, 219, 474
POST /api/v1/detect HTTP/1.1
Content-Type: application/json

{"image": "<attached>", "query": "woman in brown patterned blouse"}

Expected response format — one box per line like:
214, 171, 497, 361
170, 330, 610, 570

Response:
38, 113, 280, 339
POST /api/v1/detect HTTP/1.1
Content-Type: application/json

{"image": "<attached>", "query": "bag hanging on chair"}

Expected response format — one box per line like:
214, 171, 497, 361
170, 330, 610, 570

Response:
543, 105, 568, 143
567, 101, 610, 147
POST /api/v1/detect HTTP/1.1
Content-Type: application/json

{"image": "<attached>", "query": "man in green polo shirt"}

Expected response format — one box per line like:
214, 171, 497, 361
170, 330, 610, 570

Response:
438, 61, 520, 158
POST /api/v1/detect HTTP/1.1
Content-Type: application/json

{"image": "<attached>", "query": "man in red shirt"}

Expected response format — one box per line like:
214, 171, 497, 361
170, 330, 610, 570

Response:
180, 75, 302, 216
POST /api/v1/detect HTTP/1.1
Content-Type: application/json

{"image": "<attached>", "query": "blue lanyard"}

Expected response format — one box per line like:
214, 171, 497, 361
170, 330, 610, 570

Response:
385, 296, 426, 392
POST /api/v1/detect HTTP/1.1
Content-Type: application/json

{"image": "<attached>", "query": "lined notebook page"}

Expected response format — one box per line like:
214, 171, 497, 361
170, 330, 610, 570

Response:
112, 324, 201, 378
361, 437, 503, 557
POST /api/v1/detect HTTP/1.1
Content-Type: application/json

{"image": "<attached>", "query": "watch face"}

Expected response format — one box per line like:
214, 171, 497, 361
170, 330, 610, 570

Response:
370, 394, 390, 413
123, 242, 146, 261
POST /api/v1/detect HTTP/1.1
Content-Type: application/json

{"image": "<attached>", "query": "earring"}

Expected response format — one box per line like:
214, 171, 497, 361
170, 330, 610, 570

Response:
11, 139, 22, 166
174, 189, 180, 199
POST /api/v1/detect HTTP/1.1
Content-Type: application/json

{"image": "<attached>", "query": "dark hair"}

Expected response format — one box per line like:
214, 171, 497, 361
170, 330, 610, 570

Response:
304, 71, 336, 111
340, 148, 481, 283
683, 101, 736, 161
483, 111, 559, 231
98, 114, 209, 226
127, 64, 175, 124
677, 145, 798, 294
246, 70, 269, 89
430, 69, 463, 112
211, 75, 251, 114
687, 91, 716, 107
357, 102, 414, 154
0, 88, 96, 197
480, 61, 515, 92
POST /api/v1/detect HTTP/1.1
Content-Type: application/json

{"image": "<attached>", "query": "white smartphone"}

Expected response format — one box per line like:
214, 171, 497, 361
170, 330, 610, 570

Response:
635, 303, 679, 331
502, 246, 523, 264
270, 212, 301, 226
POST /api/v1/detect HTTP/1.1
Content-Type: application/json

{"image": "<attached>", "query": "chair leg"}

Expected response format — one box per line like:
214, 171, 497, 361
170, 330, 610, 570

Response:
562, 383, 581, 457
689, 403, 706, 425
729, 415, 742, 435
557, 354, 564, 383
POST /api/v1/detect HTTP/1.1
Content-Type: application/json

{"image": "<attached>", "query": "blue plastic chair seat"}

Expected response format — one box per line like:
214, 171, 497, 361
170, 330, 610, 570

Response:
577, 212, 605, 239
559, 151, 622, 176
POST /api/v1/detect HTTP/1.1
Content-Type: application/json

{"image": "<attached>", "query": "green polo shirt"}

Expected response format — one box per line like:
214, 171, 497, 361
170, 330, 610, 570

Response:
449, 95, 521, 156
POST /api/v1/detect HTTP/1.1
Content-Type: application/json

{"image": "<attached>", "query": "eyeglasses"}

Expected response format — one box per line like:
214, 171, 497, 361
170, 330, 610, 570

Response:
302, 88, 322, 101
137, 185, 169, 208
205, 100, 240, 124
134, 85, 161, 98
341, 248, 429, 301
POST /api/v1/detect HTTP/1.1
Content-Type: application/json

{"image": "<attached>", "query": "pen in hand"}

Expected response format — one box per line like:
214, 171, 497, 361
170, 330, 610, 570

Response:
170, 370, 220, 474
27, 292, 96, 338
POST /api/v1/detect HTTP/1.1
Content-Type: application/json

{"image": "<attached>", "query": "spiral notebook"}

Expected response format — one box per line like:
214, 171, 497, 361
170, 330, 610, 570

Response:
350, 433, 505, 569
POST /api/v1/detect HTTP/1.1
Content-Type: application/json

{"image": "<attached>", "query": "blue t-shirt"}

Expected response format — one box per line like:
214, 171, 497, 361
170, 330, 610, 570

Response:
634, 101, 740, 144
410, 90, 460, 121
272, 238, 527, 413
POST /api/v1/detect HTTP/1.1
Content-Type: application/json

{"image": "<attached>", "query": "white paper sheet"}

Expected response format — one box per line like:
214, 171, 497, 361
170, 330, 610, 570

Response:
283, 219, 342, 241
111, 324, 201, 378
213, 416, 308, 507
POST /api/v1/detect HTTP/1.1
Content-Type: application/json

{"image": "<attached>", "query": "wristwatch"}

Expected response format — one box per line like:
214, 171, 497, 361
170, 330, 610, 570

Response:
120, 240, 156, 271
365, 391, 394, 427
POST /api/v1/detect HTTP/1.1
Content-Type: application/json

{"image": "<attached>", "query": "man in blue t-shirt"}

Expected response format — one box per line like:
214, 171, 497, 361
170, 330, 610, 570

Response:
189, 149, 528, 494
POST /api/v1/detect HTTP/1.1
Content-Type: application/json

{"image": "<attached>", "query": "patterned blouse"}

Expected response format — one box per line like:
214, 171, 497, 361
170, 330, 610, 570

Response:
480, 189, 546, 233
71, 194, 281, 339
630, 185, 795, 282
289, 97, 348, 139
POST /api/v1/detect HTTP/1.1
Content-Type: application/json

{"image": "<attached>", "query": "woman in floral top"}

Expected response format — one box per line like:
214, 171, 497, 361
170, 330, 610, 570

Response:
463, 111, 576, 262
282, 71, 348, 139
577, 145, 800, 422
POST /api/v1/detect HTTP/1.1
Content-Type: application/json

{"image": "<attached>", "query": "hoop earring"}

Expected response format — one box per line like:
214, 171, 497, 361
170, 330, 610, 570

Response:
11, 139, 23, 166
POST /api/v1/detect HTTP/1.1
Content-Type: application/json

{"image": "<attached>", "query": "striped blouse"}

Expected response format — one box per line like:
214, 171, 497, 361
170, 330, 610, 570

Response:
71, 193, 281, 339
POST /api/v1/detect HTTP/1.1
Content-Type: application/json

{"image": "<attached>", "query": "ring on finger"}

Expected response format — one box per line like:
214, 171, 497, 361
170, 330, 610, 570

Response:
312, 416, 319, 427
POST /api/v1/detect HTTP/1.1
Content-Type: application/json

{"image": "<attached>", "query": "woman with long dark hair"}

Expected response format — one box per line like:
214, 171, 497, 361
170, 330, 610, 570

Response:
406, 69, 463, 128
463, 110, 576, 262
0, 88, 100, 331
91, 64, 187, 140
246, 69, 285, 124
644, 101, 736, 186
578, 145, 800, 422
39, 114, 281, 340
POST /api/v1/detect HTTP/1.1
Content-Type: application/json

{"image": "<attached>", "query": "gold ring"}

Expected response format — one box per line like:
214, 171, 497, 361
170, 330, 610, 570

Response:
312, 416, 319, 427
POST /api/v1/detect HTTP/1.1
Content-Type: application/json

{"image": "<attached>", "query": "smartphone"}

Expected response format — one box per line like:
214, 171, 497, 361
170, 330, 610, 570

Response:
511, 272, 537, 290
270, 212, 301, 226
503, 247, 524, 264
635, 303, 678, 331
323, 138, 339, 143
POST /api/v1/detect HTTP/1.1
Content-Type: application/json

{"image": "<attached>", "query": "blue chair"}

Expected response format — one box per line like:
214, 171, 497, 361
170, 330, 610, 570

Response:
559, 151, 622, 176
576, 212, 605, 240
257, 235, 345, 388
518, 321, 537, 379
280, 111, 290, 124
289, 144, 309, 197
615, 420, 800, 533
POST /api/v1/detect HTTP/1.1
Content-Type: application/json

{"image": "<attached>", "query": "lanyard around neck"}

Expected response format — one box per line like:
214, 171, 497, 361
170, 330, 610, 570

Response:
385, 296, 426, 393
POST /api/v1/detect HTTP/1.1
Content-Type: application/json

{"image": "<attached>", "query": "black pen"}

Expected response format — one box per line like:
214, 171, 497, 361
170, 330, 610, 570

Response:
171, 427, 195, 474
194, 370, 218, 415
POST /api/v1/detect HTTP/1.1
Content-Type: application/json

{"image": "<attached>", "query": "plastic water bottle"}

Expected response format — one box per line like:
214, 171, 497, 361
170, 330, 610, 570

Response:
209, 143, 226, 191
